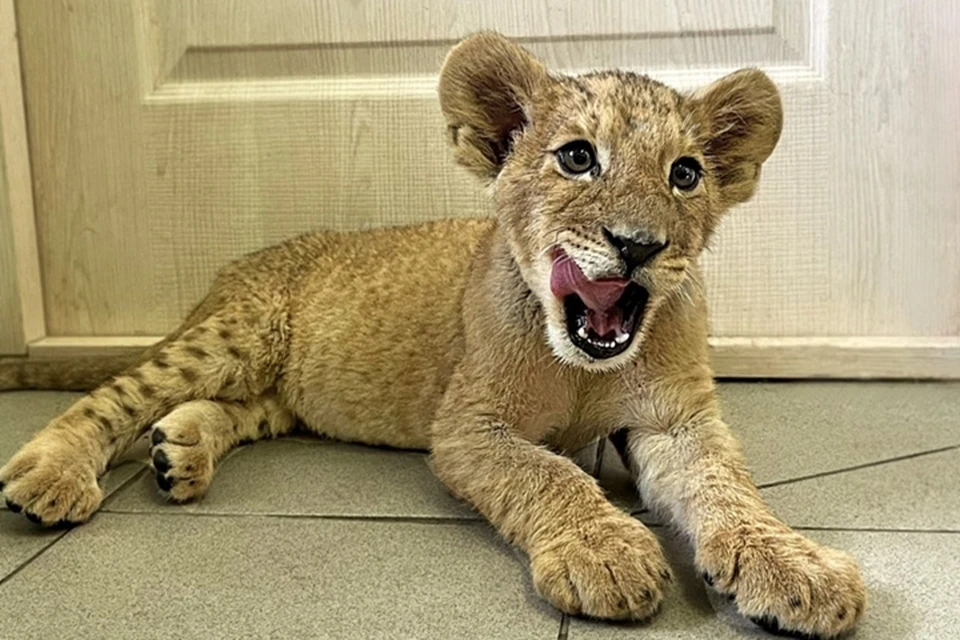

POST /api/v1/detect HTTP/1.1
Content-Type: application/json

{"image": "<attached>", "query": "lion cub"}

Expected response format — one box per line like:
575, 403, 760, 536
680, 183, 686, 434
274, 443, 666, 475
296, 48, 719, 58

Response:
1, 33, 864, 638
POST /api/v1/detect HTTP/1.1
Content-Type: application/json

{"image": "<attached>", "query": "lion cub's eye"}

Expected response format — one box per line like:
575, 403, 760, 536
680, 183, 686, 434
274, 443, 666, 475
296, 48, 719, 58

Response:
670, 157, 702, 191
556, 140, 597, 175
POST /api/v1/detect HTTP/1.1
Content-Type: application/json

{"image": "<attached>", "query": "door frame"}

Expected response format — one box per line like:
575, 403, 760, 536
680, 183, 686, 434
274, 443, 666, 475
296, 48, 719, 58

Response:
0, 0, 43, 355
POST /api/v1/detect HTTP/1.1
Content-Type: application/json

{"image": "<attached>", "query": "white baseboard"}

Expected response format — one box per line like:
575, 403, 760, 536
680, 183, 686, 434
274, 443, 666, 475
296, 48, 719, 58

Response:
710, 337, 960, 379
25, 335, 960, 380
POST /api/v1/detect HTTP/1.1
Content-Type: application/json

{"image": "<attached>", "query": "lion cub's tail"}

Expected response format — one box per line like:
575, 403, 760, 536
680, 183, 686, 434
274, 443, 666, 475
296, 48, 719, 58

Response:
0, 354, 142, 391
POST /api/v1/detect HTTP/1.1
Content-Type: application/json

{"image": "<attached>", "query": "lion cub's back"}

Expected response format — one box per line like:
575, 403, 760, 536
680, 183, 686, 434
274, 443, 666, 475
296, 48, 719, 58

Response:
281, 217, 497, 448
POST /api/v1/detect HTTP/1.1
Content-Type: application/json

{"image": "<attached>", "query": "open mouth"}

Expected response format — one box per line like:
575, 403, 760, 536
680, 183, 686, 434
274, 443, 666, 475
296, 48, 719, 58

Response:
562, 283, 648, 359
551, 252, 650, 360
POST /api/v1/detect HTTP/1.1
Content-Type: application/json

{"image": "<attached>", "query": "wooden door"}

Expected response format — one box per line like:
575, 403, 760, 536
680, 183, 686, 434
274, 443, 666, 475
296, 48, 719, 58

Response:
10, 0, 960, 377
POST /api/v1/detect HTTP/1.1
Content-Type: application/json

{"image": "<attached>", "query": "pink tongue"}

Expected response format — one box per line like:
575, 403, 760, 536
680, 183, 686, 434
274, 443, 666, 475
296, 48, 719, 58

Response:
550, 254, 630, 337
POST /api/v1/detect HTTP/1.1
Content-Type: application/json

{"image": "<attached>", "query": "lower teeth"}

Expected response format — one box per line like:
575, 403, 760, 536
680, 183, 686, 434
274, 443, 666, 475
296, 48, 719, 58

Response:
588, 337, 617, 349
574, 318, 631, 350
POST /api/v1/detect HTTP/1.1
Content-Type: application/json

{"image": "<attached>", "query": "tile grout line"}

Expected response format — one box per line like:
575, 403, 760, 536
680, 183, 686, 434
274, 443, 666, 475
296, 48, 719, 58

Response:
757, 444, 959, 490
621, 518, 959, 535
557, 613, 570, 640
0, 528, 72, 589
794, 525, 960, 535
97, 508, 687, 531
97, 508, 486, 526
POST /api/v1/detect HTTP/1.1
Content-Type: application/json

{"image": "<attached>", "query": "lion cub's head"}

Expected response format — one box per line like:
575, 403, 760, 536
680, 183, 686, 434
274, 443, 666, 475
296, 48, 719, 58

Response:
439, 33, 782, 370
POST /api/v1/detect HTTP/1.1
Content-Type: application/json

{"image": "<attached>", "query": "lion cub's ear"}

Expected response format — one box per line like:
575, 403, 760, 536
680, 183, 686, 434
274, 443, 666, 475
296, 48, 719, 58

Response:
439, 32, 548, 181
692, 69, 783, 205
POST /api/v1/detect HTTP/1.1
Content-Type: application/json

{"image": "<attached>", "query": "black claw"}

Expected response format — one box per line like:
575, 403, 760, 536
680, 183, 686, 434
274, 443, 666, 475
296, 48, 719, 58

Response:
6, 499, 22, 513
152, 449, 171, 473
155, 472, 175, 492
151, 429, 166, 447
25, 511, 41, 524
750, 615, 820, 640
702, 572, 715, 587
55, 519, 80, 529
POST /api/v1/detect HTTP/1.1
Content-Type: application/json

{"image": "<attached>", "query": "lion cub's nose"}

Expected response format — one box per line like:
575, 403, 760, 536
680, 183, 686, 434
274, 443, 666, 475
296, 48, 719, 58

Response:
603, 229, 667, 275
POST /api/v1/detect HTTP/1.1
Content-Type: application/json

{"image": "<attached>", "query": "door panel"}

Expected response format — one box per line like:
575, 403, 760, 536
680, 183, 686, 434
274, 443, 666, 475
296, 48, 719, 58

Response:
15, 2, 960, 358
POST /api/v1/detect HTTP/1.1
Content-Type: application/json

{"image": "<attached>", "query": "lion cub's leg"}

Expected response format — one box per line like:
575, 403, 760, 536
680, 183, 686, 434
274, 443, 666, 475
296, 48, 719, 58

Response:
149, 395, 295, 502
619, 379, 866, 640
429, 377, 672, 621
0, 308, 286, 526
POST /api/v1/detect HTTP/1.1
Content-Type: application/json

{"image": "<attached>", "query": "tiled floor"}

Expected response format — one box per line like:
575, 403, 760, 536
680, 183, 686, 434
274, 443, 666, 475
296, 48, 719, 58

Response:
0, 383, 957, 639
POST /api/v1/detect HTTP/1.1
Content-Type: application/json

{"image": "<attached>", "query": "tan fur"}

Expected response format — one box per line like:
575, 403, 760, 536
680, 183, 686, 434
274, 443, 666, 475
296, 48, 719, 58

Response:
0, 33, 863, 638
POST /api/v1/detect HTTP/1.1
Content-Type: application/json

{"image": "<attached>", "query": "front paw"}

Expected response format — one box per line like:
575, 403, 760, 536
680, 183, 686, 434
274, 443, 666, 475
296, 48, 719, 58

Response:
0, 442, 103, 526
698, 523, 866, 639
530, 513, 672, 620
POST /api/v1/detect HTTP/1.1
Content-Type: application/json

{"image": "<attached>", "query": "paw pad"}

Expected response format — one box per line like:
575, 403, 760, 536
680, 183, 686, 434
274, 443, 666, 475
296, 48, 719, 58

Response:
155, 471, 175, 492
152, 448, 171, 473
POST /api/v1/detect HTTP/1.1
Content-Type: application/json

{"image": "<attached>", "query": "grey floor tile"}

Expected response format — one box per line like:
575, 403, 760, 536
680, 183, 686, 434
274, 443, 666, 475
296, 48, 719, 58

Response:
0, 391, 146, 512
105, 437, 478, 519
0, 513, 561, 640
721, 382, 960, 486
762, 447, 960, 531
569, 529, 960, 640
0, 511, 66, 581
808, 530, 960, 640
1, 391, 84, 463
593, 382, 960, 516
